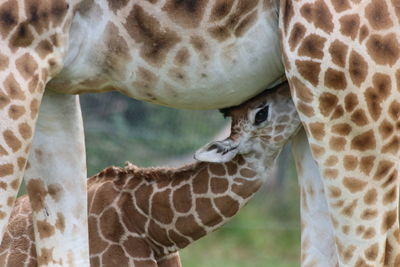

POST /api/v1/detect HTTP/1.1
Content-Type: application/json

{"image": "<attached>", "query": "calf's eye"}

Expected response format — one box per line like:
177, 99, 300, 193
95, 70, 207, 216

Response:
254, 106, 269, 126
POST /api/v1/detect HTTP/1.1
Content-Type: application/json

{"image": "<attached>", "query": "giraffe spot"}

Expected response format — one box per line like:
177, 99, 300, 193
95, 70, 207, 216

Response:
102, 23, 132, 76
382, 209, 397, 232
209, 163, 226, 176
344, 94, 358, 113
389, 101, 400, 121
351, 130, 376, 151
26, 179, 47, 212
291, 77, 313, 103
367, 33, 400, 66
17, 157, 26, 170
123, 236, 151, 258
323, 168, 338, 179
30, 99, 39, 119
282, 0, 294, 34
214, 196, 239, 217
361, 209, 378, 220
365, 243, 379, 261
365, 73, 391, 120
379, 120, 394, 140
193, 167, 209, 194
329, 186, 342, 198
4, 74, 25, 100
102, 245, 129, 267
339, 14, 360, 40
123, 236, 151, 260
310, 144, 325, 158
10, 21, 34, 48
332, 123, 352, 136
331, 105, 344, 120
383, 187, 397, 204
99, 207, 125, 243
163, 0, 209, 28
359, 156, 375, 176
10, 178, 19, 190
48, 183, 62, 201
0, 0, 18, 38
341, 199, 358, 217
37, 248, 55, 266
295, 60, 321, 87
0, 163, 13, 177
239, 168, 256, 178
364, 188, 377, 205
175, 215, 206, 240
343, 176, 366, 193
363, 227, 376, 239
0, 53, 9, 71
174, 47, 190, 66
88, 216, 109, 255
374, 160, 394, 181
318, 92, 338, 117
298, 34, 326, 59
3, 130, 21, 152
151, 189, 174, 224
325, 68, 347, 90
107, 0, 129, 12
331, 0, 351, 12
349, 50, 368, 86
211, 177, 229, 194
300, 0, 334, 33
288, 23, 306, 51
210, 0, 234, 22
308, 122, 325, 141
168, 229, 190, 249
36, 220, 55, 239
196, 198, 223, 227
297, 102, 314, 117
329, 40, 348, 68
55, 212, 65, 233
329, 137, 346, 151
325, 156, 338, 166
343, 155, 358, 170
36, 39, 54, 59
358, 25, 370, 43
365, 0, 393, 30
173, 184, 192, 213
350, 109, 368, 126
18, 123, 32, 140
124, 5, 180, 66
232, 177, 262, 198
225, 161, 238, 176
381, 136, 399, 154
91, 182, 119, 214
16, 53, 38, 80
8, 105, 25, 120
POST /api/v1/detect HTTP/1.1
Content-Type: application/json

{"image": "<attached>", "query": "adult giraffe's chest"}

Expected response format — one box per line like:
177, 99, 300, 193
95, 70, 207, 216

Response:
47, 0, 284, 109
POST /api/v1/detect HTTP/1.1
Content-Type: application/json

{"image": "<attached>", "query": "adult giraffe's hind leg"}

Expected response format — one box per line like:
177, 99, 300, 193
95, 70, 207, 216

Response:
292, 129, 337, 266
280, 0, 400, 265
24, 91, 89, 266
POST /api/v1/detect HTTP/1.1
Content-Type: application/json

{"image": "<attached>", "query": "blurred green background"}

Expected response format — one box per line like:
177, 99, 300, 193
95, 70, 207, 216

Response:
19, 92, 301, 266
81, 92, 301, 267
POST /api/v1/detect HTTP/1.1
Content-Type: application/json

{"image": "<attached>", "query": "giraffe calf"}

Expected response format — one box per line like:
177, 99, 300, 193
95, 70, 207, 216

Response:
0, 82, 301, 267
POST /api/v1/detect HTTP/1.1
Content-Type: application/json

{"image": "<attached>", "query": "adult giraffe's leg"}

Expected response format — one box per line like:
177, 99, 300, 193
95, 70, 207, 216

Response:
280, 0, 400, 265
157, 252, 182, 267
24, 91, 89, 266
292, 129, 337, 266
0, 50, 47, 248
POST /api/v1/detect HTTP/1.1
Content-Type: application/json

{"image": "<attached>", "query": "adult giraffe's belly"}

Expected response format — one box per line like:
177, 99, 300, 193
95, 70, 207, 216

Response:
48, 4, 284, 110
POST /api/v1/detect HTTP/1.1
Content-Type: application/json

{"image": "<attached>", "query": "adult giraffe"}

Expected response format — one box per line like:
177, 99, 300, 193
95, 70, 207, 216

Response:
0, 0, 284, 266
280, 0, 400, 266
